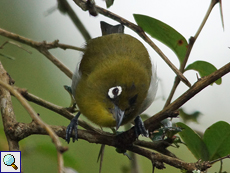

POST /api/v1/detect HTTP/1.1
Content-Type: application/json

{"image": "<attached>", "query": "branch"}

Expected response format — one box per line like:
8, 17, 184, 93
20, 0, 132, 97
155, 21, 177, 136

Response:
37, 48, 73, 79
14, 122, 212, 172
194, 0, 219, 40
0, 62, 66, 173
0, 28, 80, 79
56, 0, 91, 41
126, 145, 199, 171
0, 40, 32, 54
209, 154, 230, 164
72, 0, 191, 87
164, 0, 219, 107
134, 140, 176, 158
0, 62, 20, 151
50, 41, 85, 51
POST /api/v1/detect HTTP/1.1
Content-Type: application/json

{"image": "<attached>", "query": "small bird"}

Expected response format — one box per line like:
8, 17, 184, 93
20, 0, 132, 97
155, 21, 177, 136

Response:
66, 21, 158, 143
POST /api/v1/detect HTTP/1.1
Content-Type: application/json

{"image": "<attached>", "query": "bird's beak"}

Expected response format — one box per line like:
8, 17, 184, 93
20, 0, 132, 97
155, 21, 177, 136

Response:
114, 105, 125, 130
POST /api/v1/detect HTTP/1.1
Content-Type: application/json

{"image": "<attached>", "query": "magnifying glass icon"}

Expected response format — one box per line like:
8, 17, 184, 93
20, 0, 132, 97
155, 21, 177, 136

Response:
3, 154, 18, 170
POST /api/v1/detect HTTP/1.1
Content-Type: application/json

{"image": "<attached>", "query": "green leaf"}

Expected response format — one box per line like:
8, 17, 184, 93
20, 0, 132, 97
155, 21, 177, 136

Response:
185, 60, 222, 85
150, 128, 165, 141
177, 122, 209, 161
133, 14, 188, 64
203, 121, 230, 161
172, 136, 185, 148
150, 127, 182, 141
165, 127, 183, 139
179, 108, 202, 123
105, 0, 114, 8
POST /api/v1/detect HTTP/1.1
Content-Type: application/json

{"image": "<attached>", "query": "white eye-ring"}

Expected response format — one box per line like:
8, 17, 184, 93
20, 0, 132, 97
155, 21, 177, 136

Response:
108, 86, 122, 99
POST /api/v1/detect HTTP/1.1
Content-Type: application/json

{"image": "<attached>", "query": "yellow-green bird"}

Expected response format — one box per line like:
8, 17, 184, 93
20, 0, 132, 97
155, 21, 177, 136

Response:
66, 22, 157, 143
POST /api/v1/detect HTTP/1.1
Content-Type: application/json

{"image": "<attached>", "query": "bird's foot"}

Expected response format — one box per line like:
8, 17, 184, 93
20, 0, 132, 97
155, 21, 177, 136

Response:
134, 115, 149, 137
65, 112, 81, 143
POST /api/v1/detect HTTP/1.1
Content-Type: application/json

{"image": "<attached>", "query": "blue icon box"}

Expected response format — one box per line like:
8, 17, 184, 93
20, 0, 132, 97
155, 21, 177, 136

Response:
0, 151, 21, 173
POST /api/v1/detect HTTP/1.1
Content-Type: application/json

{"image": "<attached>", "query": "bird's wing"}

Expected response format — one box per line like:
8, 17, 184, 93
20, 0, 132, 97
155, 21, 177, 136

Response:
140, 63, 158, 113
71, 62, 81, 97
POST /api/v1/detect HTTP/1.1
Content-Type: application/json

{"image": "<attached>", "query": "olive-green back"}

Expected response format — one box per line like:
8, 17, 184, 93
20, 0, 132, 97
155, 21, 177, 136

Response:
79, 34, 151, 76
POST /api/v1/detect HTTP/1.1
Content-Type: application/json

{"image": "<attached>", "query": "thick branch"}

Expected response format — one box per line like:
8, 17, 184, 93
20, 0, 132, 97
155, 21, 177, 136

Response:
0, 62, 20, 151
14, 122, 211, 172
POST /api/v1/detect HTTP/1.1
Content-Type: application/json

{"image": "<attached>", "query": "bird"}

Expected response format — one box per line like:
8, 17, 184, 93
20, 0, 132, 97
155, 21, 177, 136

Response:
65, 21, 158, 143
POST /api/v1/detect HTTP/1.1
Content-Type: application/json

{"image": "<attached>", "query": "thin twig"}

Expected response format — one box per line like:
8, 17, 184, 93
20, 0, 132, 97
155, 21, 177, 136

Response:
97, 144, 105, 173
0, 40, 32, 54
38, 48, 73, 79
0, 53, 15, 60
124, 124, 142, 173
0, 40, 32, 60
130, 152, 141, 173
194, 0, 219, 39
53, 42, 85, 51
0, 28, 80, 79
164, 0, 219, 107
57, 0, 91, 41
209, 155, 230, 164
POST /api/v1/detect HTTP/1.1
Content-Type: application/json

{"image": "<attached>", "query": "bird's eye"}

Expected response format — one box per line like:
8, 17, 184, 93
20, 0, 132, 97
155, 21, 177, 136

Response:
108, 86, 122, 99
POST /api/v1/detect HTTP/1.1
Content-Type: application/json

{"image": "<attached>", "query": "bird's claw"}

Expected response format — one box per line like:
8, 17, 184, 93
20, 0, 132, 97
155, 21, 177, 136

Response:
134, 115, 149, 137
65, 112, 81, 143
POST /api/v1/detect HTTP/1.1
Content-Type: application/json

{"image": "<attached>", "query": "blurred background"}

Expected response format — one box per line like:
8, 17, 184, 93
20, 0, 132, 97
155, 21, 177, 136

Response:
0, 0, 230, 172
